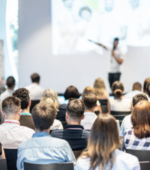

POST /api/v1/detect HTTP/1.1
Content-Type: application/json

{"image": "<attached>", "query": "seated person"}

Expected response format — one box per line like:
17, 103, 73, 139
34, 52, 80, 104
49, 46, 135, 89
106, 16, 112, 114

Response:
25, 73, 44, 100
13, 88, 35, 130
146, 82, 150, 99
0, 143, 5, 159
110, 81, 131, 112
40, 90, 63, 130
120, 94, 148, 137
0, 76, 15, 101
57, 86, 80, 121
143, 77, 150, 94
17, 103, 76, 170
76, 114, 140, 170
124, 100, 150, 150
81, 93, 97, 130
0, 97, 34, 149
51, 99, 90, 150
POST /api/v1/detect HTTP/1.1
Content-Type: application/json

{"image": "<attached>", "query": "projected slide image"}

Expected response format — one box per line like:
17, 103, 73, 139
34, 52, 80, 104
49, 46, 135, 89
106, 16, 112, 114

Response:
51, 0, 150, 55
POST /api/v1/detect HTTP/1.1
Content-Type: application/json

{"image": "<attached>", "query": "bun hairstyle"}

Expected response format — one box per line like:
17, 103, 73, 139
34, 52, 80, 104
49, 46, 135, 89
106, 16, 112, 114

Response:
112, 81, 124, 98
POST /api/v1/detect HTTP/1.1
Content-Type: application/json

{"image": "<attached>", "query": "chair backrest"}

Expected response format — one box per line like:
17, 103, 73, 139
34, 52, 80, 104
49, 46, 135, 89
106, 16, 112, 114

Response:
61, 121, 67, 129
0, 159, 7, 170
111, 111, 131, 123
73, 150, 83, 159
140, 162, 150, 170
4, 149, 18, 170
99, 99, 108, 114
24, 162, 74, 170
126, 149, 150, 162
30, 100, 40, 112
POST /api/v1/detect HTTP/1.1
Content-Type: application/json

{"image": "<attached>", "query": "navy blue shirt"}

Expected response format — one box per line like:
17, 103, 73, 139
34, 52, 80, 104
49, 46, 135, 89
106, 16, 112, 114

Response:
51, 125, 90, 150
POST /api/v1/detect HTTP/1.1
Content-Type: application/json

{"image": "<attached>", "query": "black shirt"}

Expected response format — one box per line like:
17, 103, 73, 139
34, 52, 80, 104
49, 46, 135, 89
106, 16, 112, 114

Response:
56, 104, 67, 121
51, 125, 90, 150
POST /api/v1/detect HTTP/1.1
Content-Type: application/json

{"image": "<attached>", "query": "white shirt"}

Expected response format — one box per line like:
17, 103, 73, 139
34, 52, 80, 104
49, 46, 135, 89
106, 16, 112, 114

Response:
124, 90, 148, 101
0, 120, 35, 149
0, 89, 14, 101
109, 47, 124, 73
120, 114, 132, 137
81, 112, 97, 130
110, 98, 131, 111
25, 83, 44, 100
75, 149, 140, 170
50, 119, 63, 130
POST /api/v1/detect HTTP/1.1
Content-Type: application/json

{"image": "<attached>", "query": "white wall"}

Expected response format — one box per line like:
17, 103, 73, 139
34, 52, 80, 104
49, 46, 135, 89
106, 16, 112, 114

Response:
18, 0, 150, 93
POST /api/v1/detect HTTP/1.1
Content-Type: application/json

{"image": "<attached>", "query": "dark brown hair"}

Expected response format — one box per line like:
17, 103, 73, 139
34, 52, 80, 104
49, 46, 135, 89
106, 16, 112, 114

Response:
31, 73, 40, 83
146, 83, 150, 97
32, 103, 56, 131
64, 86, 80, 100
132, 100, 150, 139
13, 88, 30, 110
132, 82, 142, 91
83, 93, 97, 110
112, 81, 124, 98
2, 96, 21, 115
81, 114, 120, 170
132, 94, 148, 107
6, 76, 15, 88
143, 78, 150, 94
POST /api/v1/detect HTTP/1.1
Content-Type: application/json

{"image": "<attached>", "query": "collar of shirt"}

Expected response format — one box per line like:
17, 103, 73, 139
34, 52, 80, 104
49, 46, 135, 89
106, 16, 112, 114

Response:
66, 125, 84, 130
4, 119, 20, 125
32, 132, 50, 138
21, 112, 32, 116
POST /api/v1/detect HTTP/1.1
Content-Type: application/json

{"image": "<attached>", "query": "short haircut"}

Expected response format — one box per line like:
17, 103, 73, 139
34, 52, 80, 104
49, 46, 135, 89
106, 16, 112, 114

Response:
143, 78, 150, 94
79, 6, 92, 17
13, 88, 30, 110
64, 86, 80, 100
6, 76, 15, 88
31, 73, 40, 83
132, 82, 142, 91
2, 96, 21, 115
83, 93, 97, 110
32, 103, 56, 131
114, 37, 119, 41
132, 94, 148, 107
146, 83, 150, 97
67, 99, 85, 120
112, 81, 124, 98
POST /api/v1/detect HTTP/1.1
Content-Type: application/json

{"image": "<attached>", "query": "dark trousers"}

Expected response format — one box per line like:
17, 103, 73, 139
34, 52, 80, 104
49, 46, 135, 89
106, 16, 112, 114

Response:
108, 72, 121, 89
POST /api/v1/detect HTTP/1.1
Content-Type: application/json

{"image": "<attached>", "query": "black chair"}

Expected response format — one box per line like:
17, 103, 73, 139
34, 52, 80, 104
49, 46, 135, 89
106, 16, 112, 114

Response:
24, 162, 74, 170
30, 100, 40, 112
4, 149, 18, 170
0, 159, 7, 170
61, 121, 67, 129
99, 99, 108, 114
73, 150, 83, 159
140, 162, 150, 170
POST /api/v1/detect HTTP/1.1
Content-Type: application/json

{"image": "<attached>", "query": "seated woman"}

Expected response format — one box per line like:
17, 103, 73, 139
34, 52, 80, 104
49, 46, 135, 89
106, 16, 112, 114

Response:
76, 114, 140, 170
0, 143, 5, 159
110, 81, 131, 112
124, 100, 150, 150
41, 89, 63, 130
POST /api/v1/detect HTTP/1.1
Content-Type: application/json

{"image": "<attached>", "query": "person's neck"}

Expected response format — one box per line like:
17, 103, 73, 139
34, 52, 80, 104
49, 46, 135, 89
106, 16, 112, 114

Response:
67, 121, 81, 125
7, 87, 14, 91
22, 107, 30, 113
35, 129, 49, 133
33, 82, 39, 85
84, 109, 94, 113
114, 96, 123, 99
5, 116, 19, 121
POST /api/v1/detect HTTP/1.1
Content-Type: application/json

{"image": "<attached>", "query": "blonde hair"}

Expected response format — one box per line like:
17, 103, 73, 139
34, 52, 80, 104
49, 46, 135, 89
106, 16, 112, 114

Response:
82, 86, 95, 100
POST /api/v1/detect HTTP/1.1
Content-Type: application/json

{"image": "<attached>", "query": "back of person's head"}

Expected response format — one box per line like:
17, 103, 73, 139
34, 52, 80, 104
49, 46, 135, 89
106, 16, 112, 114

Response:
83, 93, 97, 110
132, 82, 142, 91
112, 81, 124, 98
13, 88, 30, 110
6, 76, 15, 89
64, 86, 80, 100
143, 78, 150, 94
146, 83, 150, 97
32, 103, 57, 131
132, 100, 150, 139
41, 89, 60, 109
82, 86, 95, 100
132, 94, 148, 107
31, 73, 40, 83
2, 96, 21, 116
114, 37, 119, 42
93, 78, 106, 89
67, 99, 85, 121
82, 114, 120, 170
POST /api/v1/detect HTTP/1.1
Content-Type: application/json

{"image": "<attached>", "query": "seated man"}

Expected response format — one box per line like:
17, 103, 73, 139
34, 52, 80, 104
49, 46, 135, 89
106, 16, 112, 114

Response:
0, 97, 34, 149
17, 103, 76, 170
13, 88, 35, 130
0, 76, 15, 101
81, 93, 97, 130
120, 93, 148, 137
51, 99, 90, 150
25, 73, 44, 100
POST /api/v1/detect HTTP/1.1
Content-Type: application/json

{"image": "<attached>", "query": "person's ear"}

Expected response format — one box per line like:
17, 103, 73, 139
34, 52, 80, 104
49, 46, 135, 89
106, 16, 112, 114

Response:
1, 110, 5, 118
18, 109, 22, 116
29, 101, 31, 107
66, 112, 69, 120
81, 114, 85, 120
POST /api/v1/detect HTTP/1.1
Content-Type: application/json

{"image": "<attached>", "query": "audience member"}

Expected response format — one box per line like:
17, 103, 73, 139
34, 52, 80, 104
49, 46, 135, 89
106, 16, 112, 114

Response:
51, 99, 90, 150
143, 77, 150, 94
0, 78, 6, 95
124, 82, 145, 101
120, 94, 148, 137
146, 82, 150, 99
26, 73, 44, 100
76, 114, 140, 170
110, 81, 131, 111
57, 86, 80, 121
124, 101, 150, 150
12, 88, 35, 130
81, 93, 97, 130
0, 143, 5, 159
41, 90, 63, 130
0, 100, 4, 124
17, 103, 76, 170
0, 97, 34, 149
0, 76, 15, 101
